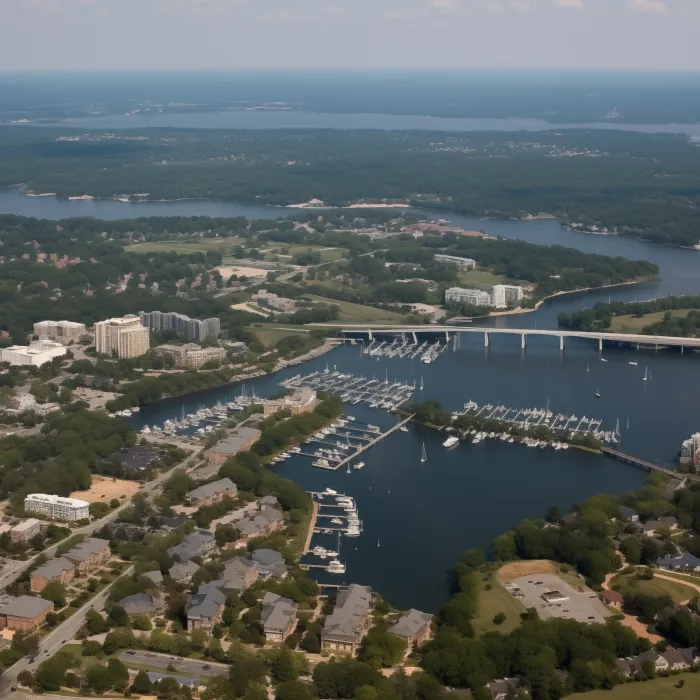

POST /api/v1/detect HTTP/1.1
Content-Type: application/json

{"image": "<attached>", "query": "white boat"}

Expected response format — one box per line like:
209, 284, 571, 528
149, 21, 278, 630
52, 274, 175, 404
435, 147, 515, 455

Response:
345, 526, 361, 537
399, 426, 409, 432
331, 518, 343, 525
327, 559, 346, 574
324, 488, 337, 495
131, 406, 140, 413
643, 366, 649, 381
121, 409, 133, 417
601, 358, 608, 362
629, 361, 638, 366
141, 425, 151, 433
442, 435, 459, 449
354, 461, 365, 470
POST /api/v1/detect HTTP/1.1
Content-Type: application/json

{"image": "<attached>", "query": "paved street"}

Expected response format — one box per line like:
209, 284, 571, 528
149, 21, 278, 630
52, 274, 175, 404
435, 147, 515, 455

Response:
119, 650, 228, 678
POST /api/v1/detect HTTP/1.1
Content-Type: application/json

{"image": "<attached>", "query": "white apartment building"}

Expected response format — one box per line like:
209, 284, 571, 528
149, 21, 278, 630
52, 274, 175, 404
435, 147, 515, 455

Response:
434, 254, 476, 271
490, 285, 524, 309
155, 343, 227, 369
0, 340, 67, 367
94, 315, 150, 358
33, 320, 86, 344
24, 494, 90, 522
444, 287, 491, 306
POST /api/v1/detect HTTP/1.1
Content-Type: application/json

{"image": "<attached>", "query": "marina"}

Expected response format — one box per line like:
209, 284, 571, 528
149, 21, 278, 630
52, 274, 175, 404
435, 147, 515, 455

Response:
362, 336, 447, 364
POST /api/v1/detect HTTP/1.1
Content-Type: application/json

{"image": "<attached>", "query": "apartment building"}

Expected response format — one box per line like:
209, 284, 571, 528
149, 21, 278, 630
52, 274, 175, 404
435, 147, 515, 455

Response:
490, 285, 524, 309
31, 557, 76, 592
33, 320, 87, 344
94, 315, 150, 358
388, 609, 433, 647
10, 519, 41, 543
187, 583, 226, 631
261, 592, 298, 644
444, 287, 491, 306
206, 426, 261, 465
185, 478, 238, 507
139, 311, 220, 342
434, 254, 476, 271
63, 538, 111, 572
321, 584, 373, 654
262, 387, 318, 416
1, 340, 67, 367
155, 343, 227, 369
24, 494, 90, 521
0, 596, 54, 631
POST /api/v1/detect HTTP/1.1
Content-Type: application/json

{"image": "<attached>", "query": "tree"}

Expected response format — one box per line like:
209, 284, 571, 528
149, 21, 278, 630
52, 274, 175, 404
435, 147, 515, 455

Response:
87, 664, 114, 693
35, 658, 69, 691
42, 581, 67, 608
270, 647, 301, 682
132, 669, 152, 694
357, 628, 407, 668
108, 657, 130, 692
17, 670, 34, 688
275, 681, 318, 700
492, 612, 506, 626
156, 676, 182, 700
108, 603, 129, 627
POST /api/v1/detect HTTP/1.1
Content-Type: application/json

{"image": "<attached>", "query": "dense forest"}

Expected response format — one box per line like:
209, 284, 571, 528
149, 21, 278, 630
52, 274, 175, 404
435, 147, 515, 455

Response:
2, 127, 700, 245
558, 296, 700, 336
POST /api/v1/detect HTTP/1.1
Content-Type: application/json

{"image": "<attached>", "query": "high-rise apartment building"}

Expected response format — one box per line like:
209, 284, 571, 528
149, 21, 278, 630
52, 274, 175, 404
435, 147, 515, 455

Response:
33, 320, 86, 344
490, 285, 524, 309
139, 311, 220, 342
94, 315, 150, 358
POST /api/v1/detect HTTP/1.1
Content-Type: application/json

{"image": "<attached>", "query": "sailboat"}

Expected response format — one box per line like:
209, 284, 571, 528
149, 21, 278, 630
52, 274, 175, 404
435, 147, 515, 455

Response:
377, 538, 380, 548
420, 376, 424, 391
643, 367, 649, 381
421, 442, 427, 463
601, 358, 608, 362
595, 387, 601, 398
629, 361, 638, 366
346, 463, 351, 474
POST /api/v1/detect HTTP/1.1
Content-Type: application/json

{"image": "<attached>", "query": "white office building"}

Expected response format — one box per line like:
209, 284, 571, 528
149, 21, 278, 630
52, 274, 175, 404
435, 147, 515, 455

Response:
0, 340, 67, 367
434, 254, 476, 271
33, 320, 86, 344
444, 287, 491, 306
24, 494, 90, 522
94, 315, 150, 358
490, 285, 525, 309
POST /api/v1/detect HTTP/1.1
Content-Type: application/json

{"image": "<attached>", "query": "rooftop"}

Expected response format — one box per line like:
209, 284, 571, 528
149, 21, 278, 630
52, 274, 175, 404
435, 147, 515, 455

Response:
186, 478, 237, 503
208, 427, 261, 455
25, 493, 89, 508
0, 595, 53, 619
31, 557, 75, 580
64, 537, 110, 563
388, 609, 433, 640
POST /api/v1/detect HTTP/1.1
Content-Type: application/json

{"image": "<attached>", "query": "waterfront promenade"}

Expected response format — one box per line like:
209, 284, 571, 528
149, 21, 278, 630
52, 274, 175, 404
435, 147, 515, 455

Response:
320, 324, 700, 352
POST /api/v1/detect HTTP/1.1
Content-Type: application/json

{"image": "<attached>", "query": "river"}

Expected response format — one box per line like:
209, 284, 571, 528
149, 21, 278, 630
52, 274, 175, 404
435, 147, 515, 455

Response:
4, 187, 697, 612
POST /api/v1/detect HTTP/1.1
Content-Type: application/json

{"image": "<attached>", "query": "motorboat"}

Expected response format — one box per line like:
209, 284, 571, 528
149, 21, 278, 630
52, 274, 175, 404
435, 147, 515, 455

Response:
442, 435, 459, 449
353, 461, 365, 470
327, 559, 346, 574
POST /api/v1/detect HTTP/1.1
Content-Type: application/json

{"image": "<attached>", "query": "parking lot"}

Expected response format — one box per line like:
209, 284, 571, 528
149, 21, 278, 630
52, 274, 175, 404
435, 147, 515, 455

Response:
505, 574, 612, 624
120, 651, 228, 678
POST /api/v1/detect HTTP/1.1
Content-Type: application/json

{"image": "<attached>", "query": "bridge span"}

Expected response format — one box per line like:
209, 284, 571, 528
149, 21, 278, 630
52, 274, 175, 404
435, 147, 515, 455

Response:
319, 324, 700, 352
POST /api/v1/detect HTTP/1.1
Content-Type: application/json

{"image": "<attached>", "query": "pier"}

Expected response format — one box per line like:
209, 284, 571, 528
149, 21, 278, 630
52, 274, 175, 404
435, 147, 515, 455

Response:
601, 447, 699, 480
315, 414, 415, 470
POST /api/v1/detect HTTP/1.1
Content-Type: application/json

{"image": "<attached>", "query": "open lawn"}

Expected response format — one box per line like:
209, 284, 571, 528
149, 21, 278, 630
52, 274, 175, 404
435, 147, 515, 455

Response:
264, 243, 349, 262
611, 570, 698, 603
472, 571, 526, 636
656, 570, 700, 586
70, 476, 140, 503
247, 325, 308, 348
610, 309, 693, 333
304, 294, 407, 324
570, 674, 700, 699
458, 269, 508, 288
126, 238, 243, 255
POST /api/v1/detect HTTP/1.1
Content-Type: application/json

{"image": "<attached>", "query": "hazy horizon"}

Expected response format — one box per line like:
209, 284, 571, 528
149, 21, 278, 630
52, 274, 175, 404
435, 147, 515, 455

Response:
1, 0, 697, 72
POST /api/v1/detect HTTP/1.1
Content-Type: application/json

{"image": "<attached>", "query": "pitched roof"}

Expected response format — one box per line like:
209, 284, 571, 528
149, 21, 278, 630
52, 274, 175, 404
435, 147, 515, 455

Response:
63, 537, 110, 564
252, 549, 288, 578
147, 672, 200, 688
389, 609, 433, 640
620, 506, 638, 519
143, 570, 164, 585
169, 560, 200, 581
187, 584, 225, 621
186, 478, 237, 504
261, 592, 297, 633
322, 584, 372, 643
0, 595, 53, 618
32, 557, 75, 581
658, 552, 700, 569
167, 529, 215, 562
120, 593, 164, 616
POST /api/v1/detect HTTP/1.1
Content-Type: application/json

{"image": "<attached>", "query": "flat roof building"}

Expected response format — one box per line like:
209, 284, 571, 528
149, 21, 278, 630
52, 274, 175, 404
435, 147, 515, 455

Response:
434, 254, 476, 271
33, 320, 86, 344
24, 493, 90, 522
444, 287, 491, 307
140, 311, 220, 343
263, 387, 318, 416
94, 315, 150, 359
155, 343, 227, 369
11, 518, 41, 543
1, 339, 67, 367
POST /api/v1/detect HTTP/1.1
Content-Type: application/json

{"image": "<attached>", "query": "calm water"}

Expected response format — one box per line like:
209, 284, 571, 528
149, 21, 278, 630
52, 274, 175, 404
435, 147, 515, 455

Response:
22, 111, 700, 138
5, 187, 699, 611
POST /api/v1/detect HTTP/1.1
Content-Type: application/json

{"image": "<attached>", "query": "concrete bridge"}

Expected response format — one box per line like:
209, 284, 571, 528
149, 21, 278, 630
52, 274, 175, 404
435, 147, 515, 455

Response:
323, 324, 700, 352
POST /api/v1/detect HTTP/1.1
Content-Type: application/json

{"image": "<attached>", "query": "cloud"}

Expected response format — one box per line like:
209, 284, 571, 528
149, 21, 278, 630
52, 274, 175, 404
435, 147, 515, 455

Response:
628, 0, 666, 12
429, 0, 461, 13
553, 0, 582, 8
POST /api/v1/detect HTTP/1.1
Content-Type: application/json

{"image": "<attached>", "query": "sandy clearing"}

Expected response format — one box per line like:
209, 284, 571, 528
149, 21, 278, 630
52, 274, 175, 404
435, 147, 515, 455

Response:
216, 265, 269, 280
70, 476, 140, 503
231, 302, 270, 317
497, 560, 559, 582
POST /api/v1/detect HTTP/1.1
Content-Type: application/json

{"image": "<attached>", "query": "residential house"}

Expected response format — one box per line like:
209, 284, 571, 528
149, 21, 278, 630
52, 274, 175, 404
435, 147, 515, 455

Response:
120, 593, 165, 617
251, 549, 288, 579
11, 519, 41, 543
63, 538, 111, 572
30, 557, 75, 592
156, 515, 186, 531
185, 478, 238, 507
169, 560, 200, 582
236, 507, 284, 545
168, 529, 216, 562
259, 495, 279, 509
321, 584, 373, 654
619, 506, 639, 523
658, 552, 700, 572
219, 557, 260, 592
142, 570, 164, 586
187, 582, 226, 631
662, 648, 699, 671
487, 678, 524, 700
388, 609, 433, 647
0, 596, 54, 631
261, 592, 298, 644
600, 590, 624, 609
643, 516, 679, 537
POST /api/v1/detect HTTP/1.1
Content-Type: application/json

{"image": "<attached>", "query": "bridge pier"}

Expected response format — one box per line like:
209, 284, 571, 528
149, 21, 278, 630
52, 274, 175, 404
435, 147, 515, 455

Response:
681, 346, 684, 355
559, 335, 565, 350
598, 338, 603, 352
521, 334, 527, 349
484, 332, 490, 347
368, 329, 373, 341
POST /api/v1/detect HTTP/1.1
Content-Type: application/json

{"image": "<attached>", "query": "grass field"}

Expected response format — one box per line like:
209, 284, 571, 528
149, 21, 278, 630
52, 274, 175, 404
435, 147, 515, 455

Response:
304, 294, 406, 324
611, 570, 698, 603
471, 571, 526, 636
458, 269, 508, 288
656, 570, 700, 586
247, 325, 308, 348
610, 309, 693, 333
570, 674, 700, 699
264, 243, 349, 262
126, 238, 243, 255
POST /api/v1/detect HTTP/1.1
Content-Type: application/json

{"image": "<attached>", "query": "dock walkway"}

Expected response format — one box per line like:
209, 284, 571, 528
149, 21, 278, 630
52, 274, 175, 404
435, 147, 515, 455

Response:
314, 414, 415, 471
602, 447, 699, 481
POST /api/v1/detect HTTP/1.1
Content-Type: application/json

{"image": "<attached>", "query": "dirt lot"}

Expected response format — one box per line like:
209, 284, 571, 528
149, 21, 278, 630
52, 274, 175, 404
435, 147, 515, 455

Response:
497, 560, 560, 582
73, 387, 117, 410
215, 265, 270, 280
70, 476, 141, 503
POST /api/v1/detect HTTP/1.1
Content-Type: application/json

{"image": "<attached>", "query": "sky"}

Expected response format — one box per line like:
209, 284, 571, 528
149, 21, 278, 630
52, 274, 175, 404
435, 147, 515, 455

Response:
0, 0, 697, 71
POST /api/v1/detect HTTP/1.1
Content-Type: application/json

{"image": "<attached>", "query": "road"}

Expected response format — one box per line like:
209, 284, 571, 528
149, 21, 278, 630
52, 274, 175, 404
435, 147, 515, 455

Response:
0, 566, 134, 691
118, 650, 228, 678
0, 446, 203, 593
